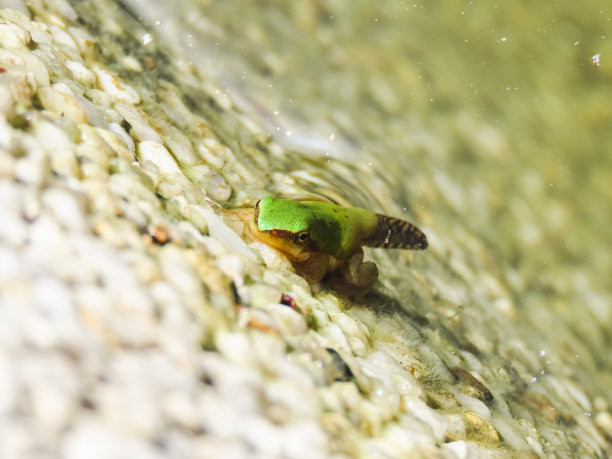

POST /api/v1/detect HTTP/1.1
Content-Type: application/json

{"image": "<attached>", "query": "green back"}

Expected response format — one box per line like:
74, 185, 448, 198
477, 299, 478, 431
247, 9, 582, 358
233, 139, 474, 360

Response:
256, 197, 377, 256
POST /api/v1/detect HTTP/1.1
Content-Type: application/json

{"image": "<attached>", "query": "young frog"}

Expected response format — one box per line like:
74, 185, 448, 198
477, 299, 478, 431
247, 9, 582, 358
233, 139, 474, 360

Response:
245, 197, 427, 296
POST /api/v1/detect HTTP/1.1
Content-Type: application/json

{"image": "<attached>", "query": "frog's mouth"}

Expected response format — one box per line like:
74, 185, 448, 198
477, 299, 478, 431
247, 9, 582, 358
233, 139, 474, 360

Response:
254, 229, 314, 262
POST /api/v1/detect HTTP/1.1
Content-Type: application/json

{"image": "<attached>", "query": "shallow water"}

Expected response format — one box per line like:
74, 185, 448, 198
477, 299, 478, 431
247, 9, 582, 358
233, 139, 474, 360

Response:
132, 0, 612, 399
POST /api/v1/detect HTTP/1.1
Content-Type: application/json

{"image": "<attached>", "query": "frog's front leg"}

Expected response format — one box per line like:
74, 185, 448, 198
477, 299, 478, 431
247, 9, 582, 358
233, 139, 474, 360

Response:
292, 252, 331, 283
327, 248, 379, 297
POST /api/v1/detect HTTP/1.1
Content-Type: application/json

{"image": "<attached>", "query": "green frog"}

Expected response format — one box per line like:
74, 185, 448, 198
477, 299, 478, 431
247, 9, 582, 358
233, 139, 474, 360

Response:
245, 197, 427, 295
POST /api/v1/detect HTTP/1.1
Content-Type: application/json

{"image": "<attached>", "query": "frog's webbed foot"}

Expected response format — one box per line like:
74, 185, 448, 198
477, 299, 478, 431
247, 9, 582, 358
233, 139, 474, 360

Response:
292, 252, 330, 284
327, 248, 379, 298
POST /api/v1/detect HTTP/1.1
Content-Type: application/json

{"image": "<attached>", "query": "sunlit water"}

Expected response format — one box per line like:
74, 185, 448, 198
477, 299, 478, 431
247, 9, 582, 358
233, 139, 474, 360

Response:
129, 0, 612, 439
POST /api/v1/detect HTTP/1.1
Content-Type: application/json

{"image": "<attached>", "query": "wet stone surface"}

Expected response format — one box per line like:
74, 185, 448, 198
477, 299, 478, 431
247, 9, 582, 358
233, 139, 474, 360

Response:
1, 1, 612, 458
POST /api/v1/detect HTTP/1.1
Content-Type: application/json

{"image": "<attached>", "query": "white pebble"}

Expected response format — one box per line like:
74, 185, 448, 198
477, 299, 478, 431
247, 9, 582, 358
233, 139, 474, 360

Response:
62, 422, 165, 459
121, 55, 142, 72
0, 0, 29, 15
92, 65, 140, 104
320, 323, 351, 350
197, 139, 226, 169
0, 85, 14, 116
0, 201, 27, 247
441, 440, 469, 458
0, 351, 17, 414
76, 124, 114, 169
215, 332, 254, 366
114, 103, 160, 142
48, 24, 78, 50
330, 311, 369, 344
281, 421, 328, 458
158, 245, 206, 304
195, 206, 256, 260
23, 53, 50, 88
242, 417, 283, 456
0, 19, 31, 49
37, 86, 88, 123
161, 391, 200, 431
452, 390, 491, 421
0, 420, 33, 459
267, 303, 308, 335
206, 172, 232, 202
65, 59, 96, 86
165, 133, 197, 165
23, 354, 79, 429
106, 122, 136, 153
407, 398, 448, 440
137, 141, 182, 177
24, 276, 84, 349
45, 0, 77, 21
491, 414, 530, 451
66, 26, 95, 54
0, 47, 26, 70
32, 120, 80, 178
42, 186, 88, 233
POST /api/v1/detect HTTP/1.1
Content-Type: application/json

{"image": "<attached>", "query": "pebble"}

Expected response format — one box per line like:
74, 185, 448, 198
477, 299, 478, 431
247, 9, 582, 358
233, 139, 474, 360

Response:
161, 390, 200, 431
38, 85, 88, 123
595, 411, 612, 438
23, 53, 51, 88
41, 186, 88, 233
14, 140, 49, 185
105, 122, 136, 154
0, 85, 13, 116
62, 422, 166, 459
65, 59, 96, 86
22, 353, 79, 429
76, 125, 114, 169
24, 275, 85, 349
329, 310, 370, 345
0, 420, 34, 459
0, 240, 27, 288
490, 413, 530, 451
196, 206, 255, 260
205, 170, 233, 202
164, 128, 198, 165
113, 104, 161, 142
320, 323, 351, 351
452, 390, 491, 421
66, 25, 95, 54
0, 193, 28, 247
267, 302, 308, 335
0, 18, 31, 50
463, 411, 500, 447
159, 246, 206, 303
0, 0, 29, 15
95, 355, 163, 437
137, 141, 182, 177
33, 120, 81, 178
197, 138, 227, 169
46, 0, 78, 21
92, 65, 140, 104
0, 350, 17, 414
48, 24, 78, 51
281, 421, 328, 458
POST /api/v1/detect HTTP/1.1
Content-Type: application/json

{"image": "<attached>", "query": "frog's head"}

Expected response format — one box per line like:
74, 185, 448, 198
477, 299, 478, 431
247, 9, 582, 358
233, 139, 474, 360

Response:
249, 197, 341, 262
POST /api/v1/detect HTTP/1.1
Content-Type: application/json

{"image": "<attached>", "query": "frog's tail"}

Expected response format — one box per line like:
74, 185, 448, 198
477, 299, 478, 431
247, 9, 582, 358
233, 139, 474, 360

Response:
362, 215, 428, 250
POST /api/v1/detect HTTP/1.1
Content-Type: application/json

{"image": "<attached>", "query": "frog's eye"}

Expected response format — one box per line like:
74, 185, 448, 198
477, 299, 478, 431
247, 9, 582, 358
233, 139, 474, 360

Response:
253, 200, 261, 223
294, 231, 310, 246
